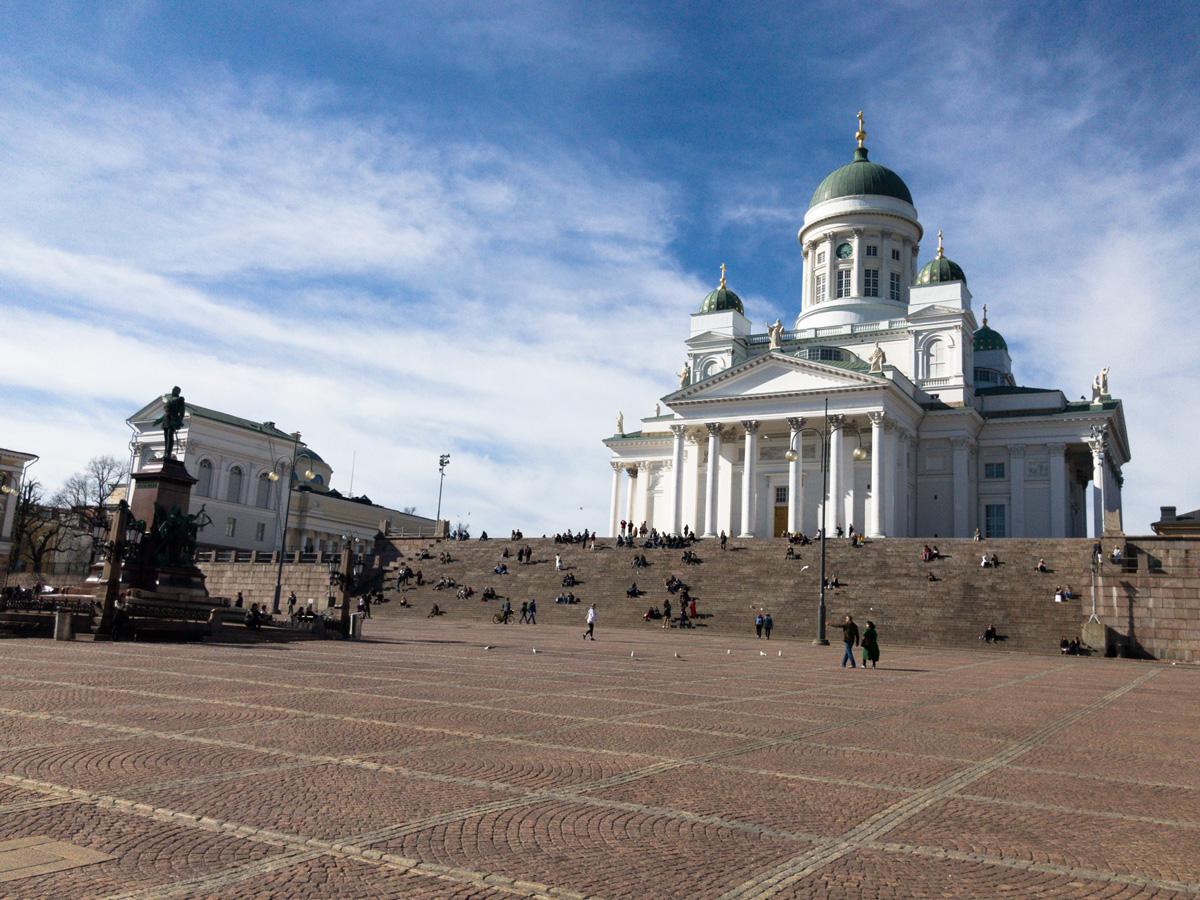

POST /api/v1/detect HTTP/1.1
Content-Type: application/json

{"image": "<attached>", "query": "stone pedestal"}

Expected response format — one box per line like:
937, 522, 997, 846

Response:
130, 459, 197, 536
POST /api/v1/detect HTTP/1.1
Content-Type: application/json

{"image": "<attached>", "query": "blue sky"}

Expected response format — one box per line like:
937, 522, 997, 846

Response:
1, 1, 1198, 534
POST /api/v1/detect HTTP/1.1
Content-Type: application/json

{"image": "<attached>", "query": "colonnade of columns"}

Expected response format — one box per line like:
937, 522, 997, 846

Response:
609, 411, 899, 539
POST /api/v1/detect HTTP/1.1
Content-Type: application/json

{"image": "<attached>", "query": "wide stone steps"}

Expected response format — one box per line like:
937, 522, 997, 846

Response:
374, 537, 1093, 654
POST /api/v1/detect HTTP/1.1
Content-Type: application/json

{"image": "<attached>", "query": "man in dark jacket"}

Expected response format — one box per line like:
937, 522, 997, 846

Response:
840, 615, 860, 667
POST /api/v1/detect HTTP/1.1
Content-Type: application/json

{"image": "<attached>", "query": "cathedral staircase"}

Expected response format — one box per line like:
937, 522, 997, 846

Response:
374, 536, 1094, 655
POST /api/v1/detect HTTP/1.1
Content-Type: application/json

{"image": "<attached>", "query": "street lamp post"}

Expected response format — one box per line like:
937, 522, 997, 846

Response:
435, 454, 450, 536
269, 432, 302, 615
785, 399, 867, 645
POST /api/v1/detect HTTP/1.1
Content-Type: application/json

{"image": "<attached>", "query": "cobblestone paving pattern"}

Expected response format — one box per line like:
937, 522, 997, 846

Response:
0, 620, 1196, 899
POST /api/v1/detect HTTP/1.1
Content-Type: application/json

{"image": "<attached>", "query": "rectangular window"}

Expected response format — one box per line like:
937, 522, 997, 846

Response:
255, 522, 266, 541
775, 486, 788, 504
836, 269, 851, 298
225, 517, 236, 537
985, 504, 1007, 538
889, 271, 902, 300
816, 251, 826, 265
984, 462, 1006, 479
892, 248, 901, 261
815, 273, 826, 302
865, 244, 878, 257
863, 268, 879, 297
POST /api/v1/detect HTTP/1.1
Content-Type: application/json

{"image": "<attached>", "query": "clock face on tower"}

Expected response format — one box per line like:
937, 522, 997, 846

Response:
836, 242, 853, 259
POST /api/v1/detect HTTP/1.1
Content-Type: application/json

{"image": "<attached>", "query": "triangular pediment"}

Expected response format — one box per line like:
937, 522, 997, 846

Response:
667, 354, 883, 404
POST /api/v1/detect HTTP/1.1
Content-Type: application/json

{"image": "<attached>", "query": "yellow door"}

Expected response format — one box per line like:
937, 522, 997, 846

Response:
773, 506, 788, 537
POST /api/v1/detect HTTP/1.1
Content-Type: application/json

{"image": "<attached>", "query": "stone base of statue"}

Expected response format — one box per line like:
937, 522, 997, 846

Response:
86, 456, 223, 640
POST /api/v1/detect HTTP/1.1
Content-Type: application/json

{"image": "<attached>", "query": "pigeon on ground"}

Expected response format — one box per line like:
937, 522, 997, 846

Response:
532, 648, 538, 653
674, 652, 681, 658
760, 650, 766, 657
631, 651, 636, 658
800, 565, 810, 572
484, 645, 492, 650
778, 650, 782, 657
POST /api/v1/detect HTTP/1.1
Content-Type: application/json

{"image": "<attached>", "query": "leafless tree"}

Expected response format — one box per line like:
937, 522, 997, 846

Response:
51, 455, 130, 565
6, 480, 75, 574
401, 506, 418, 516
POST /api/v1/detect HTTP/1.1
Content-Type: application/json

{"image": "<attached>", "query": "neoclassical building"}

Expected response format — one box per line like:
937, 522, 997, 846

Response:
127, 400, 435, 553
604, 117, 1129, 539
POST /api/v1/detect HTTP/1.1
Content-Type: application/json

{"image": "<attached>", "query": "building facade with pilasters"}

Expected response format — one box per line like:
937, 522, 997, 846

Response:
604, 120, 1129, 540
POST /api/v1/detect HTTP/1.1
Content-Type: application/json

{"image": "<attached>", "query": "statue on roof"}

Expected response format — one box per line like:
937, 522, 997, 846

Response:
1100, 366, 1110, 396
154, 386, 186, 460
616, 412, 624, 435
677, 362, 691, 389
868, 343, 886, 374
767, 319, 784, 350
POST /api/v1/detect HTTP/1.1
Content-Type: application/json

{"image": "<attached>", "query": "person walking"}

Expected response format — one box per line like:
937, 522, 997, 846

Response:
840, 615, 860, 668
861, 620, 879, 669
755, 613, 764, 638
763, 613, 773, 639
287, 592, 297, 617
583, 603, 596, 640
518, 601, 530, 623
527, 598, 536, 625
362, 594, 372, 618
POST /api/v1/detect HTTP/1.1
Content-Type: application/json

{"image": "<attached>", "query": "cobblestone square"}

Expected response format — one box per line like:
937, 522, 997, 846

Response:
0, 621, 1196, 899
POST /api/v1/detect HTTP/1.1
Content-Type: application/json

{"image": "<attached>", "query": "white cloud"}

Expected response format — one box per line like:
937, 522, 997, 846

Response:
0, 66, 703, 534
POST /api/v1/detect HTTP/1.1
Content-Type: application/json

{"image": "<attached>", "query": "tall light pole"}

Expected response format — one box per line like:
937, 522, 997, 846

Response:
435, 454, 450, 536
785, 399, 867, 645
269, 431, 302, 615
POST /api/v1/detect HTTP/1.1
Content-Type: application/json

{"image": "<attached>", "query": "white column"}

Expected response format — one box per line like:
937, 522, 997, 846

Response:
739, 420, 759, 537
640, 461, 653, 530
669, 426, 685, 535
827, 416, 844, 534
1008, 445, 1026, 537
626, 467, 637, 528
787, 417, 804, 533
869, 412, 885, 537
824, 233, 836, 303
851, 228, 863, 296
952, 437, 969, 537
703, 423, 720, 537
882, 421, 897, 536
1091, 440, 1106, 538
1112, 464, 1124, 533
609, 462, 622, 537
1048, 443, 1067, 538
800, 245, 811, 310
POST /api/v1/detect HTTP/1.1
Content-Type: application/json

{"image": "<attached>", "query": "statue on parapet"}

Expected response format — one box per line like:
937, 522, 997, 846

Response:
154, 386, 186, 460
1100, 366, 1110, 396
767, 319, 784, 350
677, 362, 691, 389
616, 412, 624, 435
868, 343, 887, 374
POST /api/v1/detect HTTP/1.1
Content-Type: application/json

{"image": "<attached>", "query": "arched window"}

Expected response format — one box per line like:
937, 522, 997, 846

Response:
226, 466, 244, 504
196, 459, 213, 497
255, 472, 272, 509
926, 339, 947, 379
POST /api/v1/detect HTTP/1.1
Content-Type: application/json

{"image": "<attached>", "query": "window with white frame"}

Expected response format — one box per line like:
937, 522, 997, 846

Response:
196, 459, 213, 497
889, 271, 902, 300
775, 486, 788, 504
865, 244, 878, 257
926, 340, 948, 378
863, 268, 879, 297
814, 273, 826, 302
255, 472, 272, 508
891, 248, 901, 261
984, 462, 1006, 479
816, 250, 826, 265
985, 504, 1007, 538
836, 269, 851, 298
226, 466, 244, 504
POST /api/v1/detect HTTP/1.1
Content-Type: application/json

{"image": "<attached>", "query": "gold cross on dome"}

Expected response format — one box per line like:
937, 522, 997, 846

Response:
855, 111, 866, 147
719, 262, 727, 287
982, 303, 988, 325
936, 230, 945, 258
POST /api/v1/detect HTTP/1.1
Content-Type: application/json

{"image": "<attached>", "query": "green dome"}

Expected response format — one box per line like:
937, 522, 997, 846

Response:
973, 324, 1007, 352
809, 147, 913, 209
699, 285, 744, 315
916, 255, 967, 286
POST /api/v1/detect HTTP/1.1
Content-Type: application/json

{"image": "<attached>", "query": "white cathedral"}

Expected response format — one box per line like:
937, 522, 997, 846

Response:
604, 116, 1129, 540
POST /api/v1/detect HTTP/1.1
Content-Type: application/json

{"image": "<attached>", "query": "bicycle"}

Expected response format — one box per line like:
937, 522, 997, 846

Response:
493, 609, 513, 624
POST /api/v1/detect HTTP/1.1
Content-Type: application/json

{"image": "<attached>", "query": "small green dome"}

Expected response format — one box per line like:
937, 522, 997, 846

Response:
916, 255, 967, 286
809, 147, 913, 209
699, 271, 744, 314
974, 324, 1007, 352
